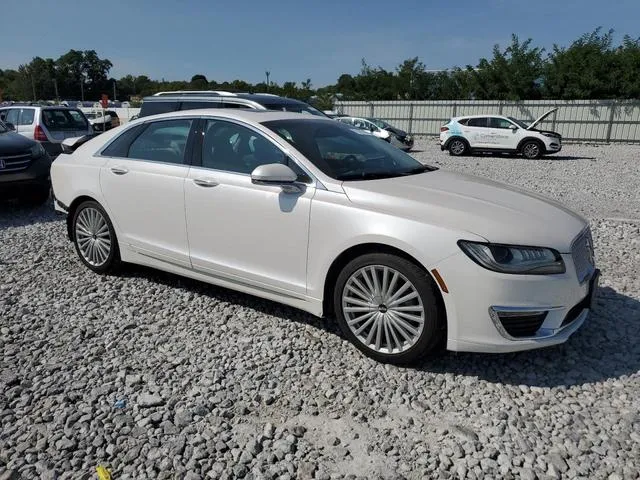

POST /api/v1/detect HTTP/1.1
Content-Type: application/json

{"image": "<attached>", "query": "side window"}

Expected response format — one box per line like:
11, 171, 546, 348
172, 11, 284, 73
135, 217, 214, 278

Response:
489, 117, 514, 129
457, 118, 469, 126
353, 118, 368, 129
128, 119, 193, 164
101, 124, 147, 157
180, 101, 220, 111
139, 101, 178, 117
201, 120, 287, 175
467, 117, 488, 127
19, 109, 35, 125
4, 109, 19, 125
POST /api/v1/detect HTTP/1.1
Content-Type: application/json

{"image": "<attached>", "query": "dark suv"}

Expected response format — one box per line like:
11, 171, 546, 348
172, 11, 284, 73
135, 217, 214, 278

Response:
139, 91, 327, 118
0, 120, 52, 204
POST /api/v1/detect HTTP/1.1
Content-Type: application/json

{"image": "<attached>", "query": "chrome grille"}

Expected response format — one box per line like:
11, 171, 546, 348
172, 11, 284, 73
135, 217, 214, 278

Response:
0, 152, 32, 173
572, 228, 595, 283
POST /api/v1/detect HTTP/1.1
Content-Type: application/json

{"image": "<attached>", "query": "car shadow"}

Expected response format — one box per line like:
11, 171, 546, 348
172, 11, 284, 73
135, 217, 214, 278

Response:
119, 265, 639, 388
476, 153, 596, 161
0, 199, 62, 228
417, 286, 640, 387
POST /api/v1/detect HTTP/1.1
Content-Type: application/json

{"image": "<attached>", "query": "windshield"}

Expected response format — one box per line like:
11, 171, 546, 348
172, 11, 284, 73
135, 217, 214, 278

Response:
508, 117, 529, 129
261, 102, 327, 117
263, 119, 436, 181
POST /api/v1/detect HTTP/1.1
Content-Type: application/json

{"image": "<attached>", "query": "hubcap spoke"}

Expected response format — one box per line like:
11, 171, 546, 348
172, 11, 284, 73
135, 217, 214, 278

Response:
342, 265, 425, 354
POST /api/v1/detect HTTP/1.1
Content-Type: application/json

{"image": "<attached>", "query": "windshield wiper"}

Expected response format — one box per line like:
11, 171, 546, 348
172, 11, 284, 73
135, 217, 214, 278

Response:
400, 165, 438, 176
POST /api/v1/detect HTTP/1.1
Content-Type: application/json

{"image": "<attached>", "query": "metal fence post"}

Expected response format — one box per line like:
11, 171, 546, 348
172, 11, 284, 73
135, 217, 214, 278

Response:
606, 100, 616, 143
369, 102, 374, 118
452, 102, 457, 118
498, 101, 503, 115
408, 103, 414, 135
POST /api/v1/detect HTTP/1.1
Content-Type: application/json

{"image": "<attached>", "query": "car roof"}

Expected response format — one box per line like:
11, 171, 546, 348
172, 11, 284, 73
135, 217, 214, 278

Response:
142, 92, 309, 105
453, 114, 506, 120
132, 108, 334, 124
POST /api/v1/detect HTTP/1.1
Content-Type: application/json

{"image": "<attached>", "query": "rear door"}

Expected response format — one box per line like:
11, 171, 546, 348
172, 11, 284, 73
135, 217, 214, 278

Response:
41, 109, 92, 141
464, 117, 490, 148
99, 118, 197, 267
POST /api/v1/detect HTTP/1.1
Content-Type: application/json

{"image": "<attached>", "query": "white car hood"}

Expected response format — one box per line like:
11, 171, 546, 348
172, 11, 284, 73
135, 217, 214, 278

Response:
527, 107, 558, 130
342, 169, 587, 252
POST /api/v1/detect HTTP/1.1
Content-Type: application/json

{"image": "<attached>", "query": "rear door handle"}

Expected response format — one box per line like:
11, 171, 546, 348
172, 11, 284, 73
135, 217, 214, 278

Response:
110, 167, 128, 175
193, 178, 219, 188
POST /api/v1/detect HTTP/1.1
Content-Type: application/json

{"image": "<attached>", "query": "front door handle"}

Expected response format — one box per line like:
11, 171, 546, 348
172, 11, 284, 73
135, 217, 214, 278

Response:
193, 178, 219, 188
110, 167, 129, 175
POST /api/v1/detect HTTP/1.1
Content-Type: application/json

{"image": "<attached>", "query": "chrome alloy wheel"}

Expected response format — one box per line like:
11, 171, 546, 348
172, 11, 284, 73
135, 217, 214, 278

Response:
75, 207, 112, 267
341, 265, 425, 354
523, 142, 540, 158
449, 139, 466, 155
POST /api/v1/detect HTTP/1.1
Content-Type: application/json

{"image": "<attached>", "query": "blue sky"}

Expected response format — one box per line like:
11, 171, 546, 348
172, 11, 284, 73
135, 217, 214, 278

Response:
1, 0, 639, 86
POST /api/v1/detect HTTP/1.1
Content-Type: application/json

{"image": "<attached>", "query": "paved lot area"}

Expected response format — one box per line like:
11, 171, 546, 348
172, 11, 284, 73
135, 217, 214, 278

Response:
1, 142, 639, 479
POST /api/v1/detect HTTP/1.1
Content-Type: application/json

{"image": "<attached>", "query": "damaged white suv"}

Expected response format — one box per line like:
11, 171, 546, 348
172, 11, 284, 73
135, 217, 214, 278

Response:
440, 108, 561, 159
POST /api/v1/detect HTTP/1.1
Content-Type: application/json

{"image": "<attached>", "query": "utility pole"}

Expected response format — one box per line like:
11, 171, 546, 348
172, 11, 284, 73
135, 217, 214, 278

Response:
265, 71, 270, 91
53, 78, 59, 103
31, 73, 36, 102
113, 80, 117, 101
80, 78, 84, 102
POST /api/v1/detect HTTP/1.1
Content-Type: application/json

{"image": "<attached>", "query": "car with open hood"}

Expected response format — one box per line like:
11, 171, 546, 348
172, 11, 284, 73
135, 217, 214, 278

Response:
440, 108, 561, 159
51, 110, 597, 365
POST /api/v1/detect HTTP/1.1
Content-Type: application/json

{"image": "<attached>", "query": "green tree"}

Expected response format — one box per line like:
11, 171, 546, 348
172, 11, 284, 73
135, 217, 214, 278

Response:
543, 28, 618, 99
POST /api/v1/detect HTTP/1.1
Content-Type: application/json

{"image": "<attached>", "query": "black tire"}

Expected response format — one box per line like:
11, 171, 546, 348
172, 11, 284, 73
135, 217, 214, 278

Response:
521, 140, 543, 159
72, 200, 121, 274
333, 253, 445, 365
448, 138, 468, 156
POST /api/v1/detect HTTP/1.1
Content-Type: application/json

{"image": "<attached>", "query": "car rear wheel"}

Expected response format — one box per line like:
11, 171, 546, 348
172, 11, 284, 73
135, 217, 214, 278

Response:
448, 138, 468, 156
521, 140, 543, 159
72, 201, 121, 274
333, 253, 445, 365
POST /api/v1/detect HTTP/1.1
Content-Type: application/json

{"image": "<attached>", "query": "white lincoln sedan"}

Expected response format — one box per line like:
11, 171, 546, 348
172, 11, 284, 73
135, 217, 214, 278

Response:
51, 110, 599, 365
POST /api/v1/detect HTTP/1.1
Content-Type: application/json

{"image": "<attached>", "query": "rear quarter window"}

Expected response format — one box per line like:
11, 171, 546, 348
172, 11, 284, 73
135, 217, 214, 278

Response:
457, 118, 469, 126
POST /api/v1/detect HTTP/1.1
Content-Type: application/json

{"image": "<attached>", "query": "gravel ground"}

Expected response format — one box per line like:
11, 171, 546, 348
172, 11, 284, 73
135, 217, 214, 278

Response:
1, 142, 639, 480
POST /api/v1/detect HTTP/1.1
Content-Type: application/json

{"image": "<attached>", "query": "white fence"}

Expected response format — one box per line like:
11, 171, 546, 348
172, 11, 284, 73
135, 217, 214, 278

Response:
334, 100, 640, 143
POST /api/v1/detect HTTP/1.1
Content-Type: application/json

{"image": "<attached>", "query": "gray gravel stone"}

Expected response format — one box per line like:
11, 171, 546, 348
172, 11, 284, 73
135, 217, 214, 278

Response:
1, 143, 639, 479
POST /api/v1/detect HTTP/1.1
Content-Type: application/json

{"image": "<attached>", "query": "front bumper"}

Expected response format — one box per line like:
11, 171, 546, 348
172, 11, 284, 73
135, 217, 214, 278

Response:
433, 251, 597, 353
0, 155, 51, 196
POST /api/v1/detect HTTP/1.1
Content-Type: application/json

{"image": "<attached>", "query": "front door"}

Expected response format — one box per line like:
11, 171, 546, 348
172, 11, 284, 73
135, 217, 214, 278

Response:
185, 118, 314, 295
487, 117, 520, 150
99, 118, 196, 267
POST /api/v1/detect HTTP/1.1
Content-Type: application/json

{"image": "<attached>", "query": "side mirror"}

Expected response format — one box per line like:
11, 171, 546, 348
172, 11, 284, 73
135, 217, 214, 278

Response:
5, 122, 15, 131
251, 163, 302, 193
510, 124, 518, 131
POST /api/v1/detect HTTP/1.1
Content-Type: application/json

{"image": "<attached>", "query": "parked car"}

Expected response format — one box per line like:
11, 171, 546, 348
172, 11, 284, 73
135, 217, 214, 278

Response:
85, 111, 113, 132
0, 106, 93, 158
440, 108, 561, 159
51, 109, 598, 365
368, 118, 414, 151
138, 91, 328, 118
335, 116, 392, 141
0, 119, 52, 204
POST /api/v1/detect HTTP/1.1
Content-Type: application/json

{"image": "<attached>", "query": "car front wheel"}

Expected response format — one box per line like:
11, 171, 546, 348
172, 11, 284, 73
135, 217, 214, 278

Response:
333, 253, 445, 365
72, 200, 121, 274
521, 141, 543, 159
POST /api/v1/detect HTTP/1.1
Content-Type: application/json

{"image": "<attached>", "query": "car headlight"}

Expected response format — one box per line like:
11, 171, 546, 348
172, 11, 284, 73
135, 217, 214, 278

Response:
458, 240, 565, 274
30, 143, 45, 159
